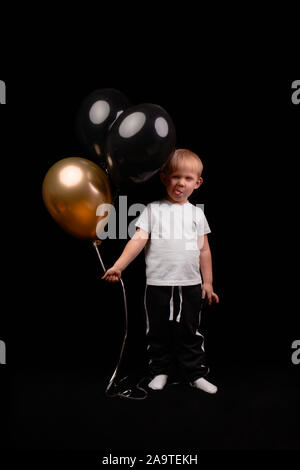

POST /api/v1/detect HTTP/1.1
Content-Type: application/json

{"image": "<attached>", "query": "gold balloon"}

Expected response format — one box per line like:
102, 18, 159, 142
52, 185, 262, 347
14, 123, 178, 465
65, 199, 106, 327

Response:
42, 157, 112, 240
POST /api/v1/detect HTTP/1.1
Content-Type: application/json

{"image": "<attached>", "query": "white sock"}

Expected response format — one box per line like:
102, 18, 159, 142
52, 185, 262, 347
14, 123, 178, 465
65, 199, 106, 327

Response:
148, 374, 168, 390
191, 377, 218, 394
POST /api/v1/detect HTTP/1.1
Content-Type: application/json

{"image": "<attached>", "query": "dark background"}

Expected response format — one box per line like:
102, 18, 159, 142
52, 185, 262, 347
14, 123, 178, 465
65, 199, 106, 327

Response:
3, 76, 297, 368
1, 50, 299, 462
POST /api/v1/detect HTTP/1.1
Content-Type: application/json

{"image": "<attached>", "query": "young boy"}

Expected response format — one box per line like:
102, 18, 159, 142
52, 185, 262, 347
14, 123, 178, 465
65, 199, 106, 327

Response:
102, 149, 219, 394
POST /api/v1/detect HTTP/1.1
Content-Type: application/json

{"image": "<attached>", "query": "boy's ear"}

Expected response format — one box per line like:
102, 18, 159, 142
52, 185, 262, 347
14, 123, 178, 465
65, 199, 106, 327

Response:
195, 177, 203, 189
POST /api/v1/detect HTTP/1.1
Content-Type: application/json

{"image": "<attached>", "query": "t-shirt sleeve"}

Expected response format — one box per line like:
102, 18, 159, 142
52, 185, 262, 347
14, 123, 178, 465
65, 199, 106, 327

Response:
135, 204, 151, 233
196, 209, 211, 236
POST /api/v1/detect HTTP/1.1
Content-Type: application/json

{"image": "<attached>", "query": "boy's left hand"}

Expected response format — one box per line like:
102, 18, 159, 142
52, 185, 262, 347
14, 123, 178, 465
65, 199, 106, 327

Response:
202, 283, 219, 305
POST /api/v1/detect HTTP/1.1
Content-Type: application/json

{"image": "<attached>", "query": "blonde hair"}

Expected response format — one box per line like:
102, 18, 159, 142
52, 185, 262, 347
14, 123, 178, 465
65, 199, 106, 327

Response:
161, 149, 203, 177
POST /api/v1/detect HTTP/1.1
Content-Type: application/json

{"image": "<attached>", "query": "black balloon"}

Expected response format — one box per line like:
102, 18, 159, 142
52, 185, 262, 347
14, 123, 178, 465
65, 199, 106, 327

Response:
76, 88, 131, 168
105, 103, 176, 186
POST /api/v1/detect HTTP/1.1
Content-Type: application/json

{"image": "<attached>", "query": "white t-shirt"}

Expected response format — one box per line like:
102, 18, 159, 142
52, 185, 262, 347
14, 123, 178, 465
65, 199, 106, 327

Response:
135, 199, 211, 286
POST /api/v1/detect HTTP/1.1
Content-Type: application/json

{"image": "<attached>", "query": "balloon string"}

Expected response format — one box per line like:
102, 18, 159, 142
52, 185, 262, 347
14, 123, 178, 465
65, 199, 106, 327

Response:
93, 240, 106, 272
92, 241, 148, 400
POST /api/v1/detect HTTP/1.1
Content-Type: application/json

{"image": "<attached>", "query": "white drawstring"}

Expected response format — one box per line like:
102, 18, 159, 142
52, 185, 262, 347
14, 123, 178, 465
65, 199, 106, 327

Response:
169, 286, 174, 320
176, 286, 183, 322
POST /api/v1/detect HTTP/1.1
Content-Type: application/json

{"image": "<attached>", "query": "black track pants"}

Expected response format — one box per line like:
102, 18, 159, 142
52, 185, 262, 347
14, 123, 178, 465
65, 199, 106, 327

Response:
144, 284, 209, 382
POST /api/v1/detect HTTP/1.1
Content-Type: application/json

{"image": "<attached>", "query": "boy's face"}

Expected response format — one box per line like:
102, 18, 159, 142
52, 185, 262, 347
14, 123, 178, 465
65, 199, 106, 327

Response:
161, 161, 203, 204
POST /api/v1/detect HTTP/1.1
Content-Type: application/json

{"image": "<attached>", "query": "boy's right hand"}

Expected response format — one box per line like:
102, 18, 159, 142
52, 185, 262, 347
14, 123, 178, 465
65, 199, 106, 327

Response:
101, 266, 122, 282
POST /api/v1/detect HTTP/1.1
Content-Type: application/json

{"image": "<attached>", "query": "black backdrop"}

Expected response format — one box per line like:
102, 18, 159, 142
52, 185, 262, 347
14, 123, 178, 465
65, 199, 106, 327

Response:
1, 61, 299, 459
3, 75, 297, 368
